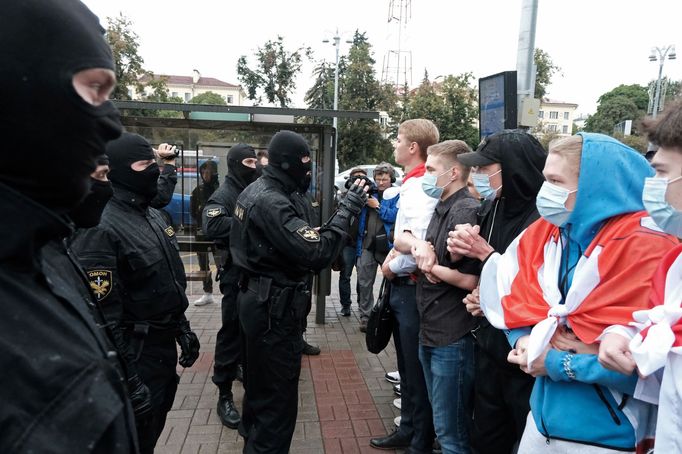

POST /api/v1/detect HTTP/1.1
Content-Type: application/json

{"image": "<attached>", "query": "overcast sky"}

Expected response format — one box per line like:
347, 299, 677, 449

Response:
82, 0, 681, 116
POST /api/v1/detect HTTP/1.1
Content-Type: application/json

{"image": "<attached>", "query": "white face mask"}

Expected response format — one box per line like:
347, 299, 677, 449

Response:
642, 176, 682, 236
536, 181, 578, 227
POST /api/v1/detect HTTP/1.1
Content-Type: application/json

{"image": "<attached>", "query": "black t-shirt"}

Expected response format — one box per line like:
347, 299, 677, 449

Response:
417, 186, 480, 347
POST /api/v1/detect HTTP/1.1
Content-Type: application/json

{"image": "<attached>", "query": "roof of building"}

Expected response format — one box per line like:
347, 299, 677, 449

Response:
541, 98, 578, 107
139, 74, 240, 88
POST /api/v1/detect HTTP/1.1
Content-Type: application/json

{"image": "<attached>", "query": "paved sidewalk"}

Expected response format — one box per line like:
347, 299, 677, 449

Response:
156, 270, 402, 454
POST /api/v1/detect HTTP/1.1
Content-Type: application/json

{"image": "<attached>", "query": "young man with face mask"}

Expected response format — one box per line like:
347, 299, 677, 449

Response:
395, 140, 480, 453
456, 134, 676, 452
202, 143, 260, 429
448, 130, 546, 454
230, 130, 367, 453
598, 101, 682, 452
0, 1, 139, 451
71, 132, 201, 454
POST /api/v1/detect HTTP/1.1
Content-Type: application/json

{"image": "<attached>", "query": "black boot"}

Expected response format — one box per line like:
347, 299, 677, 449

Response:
217, 387, 240, 429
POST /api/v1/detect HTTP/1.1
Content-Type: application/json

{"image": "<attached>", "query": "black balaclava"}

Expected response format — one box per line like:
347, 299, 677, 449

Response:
107, 133, 160, 201
69, 155, 114, 228
0, 0, 123, 213
227, 143, 258, 189
267, 131, 312, 191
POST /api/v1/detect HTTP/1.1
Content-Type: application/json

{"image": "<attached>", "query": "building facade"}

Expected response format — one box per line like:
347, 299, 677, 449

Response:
536, 98, 579, 137
132, 70, 247, 105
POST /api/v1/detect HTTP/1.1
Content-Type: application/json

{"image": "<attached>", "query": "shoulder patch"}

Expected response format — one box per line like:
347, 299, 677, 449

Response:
87, 270, 112, 301
206, 207, 223, 218
164, 226, 176, 237
234, 202, 246, 221
296, 225, 321, 242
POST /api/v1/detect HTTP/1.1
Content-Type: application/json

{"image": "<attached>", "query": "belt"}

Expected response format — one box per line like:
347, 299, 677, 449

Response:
392, 275, 416, 286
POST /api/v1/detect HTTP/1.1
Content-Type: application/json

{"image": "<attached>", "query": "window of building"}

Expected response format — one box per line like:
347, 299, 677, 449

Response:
226, 95, 234, 104
562, 125, 569, 134
184, 93, 191, 102
171, 91, 178, 98
538, 110, 544, 119
547, 124, 558, 132
563, 112, 569, 120
127, 88, 133, 98
549, 111, 559, 119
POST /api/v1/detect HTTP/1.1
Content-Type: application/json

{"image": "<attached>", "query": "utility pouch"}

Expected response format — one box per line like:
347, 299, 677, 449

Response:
257, 276, 273, 303
291, 285, 311, 320
270, 287, 292, 319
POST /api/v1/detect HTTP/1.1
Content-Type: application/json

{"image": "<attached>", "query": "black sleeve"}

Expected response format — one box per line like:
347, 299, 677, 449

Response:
150, 164, 177, 209
202, 200, 233, 242
252, 195, 345, 271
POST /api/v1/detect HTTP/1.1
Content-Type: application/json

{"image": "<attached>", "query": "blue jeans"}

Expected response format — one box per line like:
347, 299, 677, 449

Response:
419, 336, 475, 454
338, 246, 357, 308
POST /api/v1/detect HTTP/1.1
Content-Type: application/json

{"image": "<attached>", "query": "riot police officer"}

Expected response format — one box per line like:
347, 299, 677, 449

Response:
71, 132, 200, 454
0, 1, 138, 451
202, 143, 260, 429
230, 130, 367, 453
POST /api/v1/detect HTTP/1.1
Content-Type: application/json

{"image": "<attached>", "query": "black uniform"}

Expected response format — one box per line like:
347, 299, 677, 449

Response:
0, 186, 139, 453
150, 163, 178, 209
230, 131, 366, 453
202, 144, 259, 428
72, 133, 200, 454
0, 1, 138, 451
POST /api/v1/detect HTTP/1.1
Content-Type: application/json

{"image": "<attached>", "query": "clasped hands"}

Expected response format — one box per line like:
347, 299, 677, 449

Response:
447, 223, 495, 262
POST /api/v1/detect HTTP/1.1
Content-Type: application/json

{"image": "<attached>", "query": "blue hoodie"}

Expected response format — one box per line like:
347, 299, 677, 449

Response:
509, 133, 654, 450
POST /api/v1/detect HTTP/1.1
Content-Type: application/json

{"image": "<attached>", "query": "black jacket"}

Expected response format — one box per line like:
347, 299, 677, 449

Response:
71, 187, 190, 369
230, 167, 346, 287
149, 164, 177, 209
0, 184, 138, 453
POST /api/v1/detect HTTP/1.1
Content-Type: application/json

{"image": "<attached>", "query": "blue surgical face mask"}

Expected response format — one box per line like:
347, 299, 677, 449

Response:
472, 169, 502, 200
422, 167, 454, 199
536, 181, 578, 227
642, 176, 682, 237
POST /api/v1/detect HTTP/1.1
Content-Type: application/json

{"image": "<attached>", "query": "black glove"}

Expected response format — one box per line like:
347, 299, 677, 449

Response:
176, 320, 200, 368
338, 180, 368, 216
127, 373, 153, 419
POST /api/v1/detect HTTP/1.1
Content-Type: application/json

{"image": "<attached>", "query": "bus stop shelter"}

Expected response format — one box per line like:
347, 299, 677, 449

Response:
114, 100, 380, 324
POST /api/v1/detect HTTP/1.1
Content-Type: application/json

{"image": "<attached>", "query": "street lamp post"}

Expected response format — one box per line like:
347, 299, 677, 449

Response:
323, 30, 352, 170
649, 45, 677, 119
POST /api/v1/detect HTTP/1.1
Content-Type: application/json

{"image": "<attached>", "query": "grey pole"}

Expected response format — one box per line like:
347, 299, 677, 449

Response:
516, 0, 538, 121
333, 30, 340, 155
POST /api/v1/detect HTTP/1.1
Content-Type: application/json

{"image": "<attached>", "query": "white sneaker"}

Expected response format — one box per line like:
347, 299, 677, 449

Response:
194, 293, 214, 306
393, 398, 401, 410
394, 416, 401, 428
385, 371, 400, 384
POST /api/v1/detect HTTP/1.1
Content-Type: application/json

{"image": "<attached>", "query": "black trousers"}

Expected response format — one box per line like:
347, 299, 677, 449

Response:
471, 324, 534, 454
389, 282, 435, 454
238, 286, 303, 454
212, 273, 242, 394
135, 337, 179, 454
197, 251, 213, 294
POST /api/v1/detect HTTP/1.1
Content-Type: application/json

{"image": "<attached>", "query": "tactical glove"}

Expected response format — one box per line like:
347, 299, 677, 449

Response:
176, 319, 200, 368
338, 180, 368, 216
127, 373, 153, 419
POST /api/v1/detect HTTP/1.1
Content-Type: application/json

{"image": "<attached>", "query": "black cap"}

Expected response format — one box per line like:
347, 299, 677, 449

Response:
458, 135, 502, 167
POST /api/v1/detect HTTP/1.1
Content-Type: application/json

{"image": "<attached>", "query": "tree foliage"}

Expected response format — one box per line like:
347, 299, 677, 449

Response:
189, 91, 227, 105
105, 14, 148, 100
534, 48, 561, 99
597, 84, 649, 111
335, 31, 397, 169
237, 36, 311, 107
584, 84, 648, 134
303, 59, 347, 126
396, 72, 479, 148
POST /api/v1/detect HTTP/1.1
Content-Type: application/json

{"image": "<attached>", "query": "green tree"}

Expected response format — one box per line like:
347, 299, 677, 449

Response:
534, 48, 561, 99
597, 84, 649, 111
584, 96, 640, 134
398, 72, 479, 148
189, 91, 227, 105
237, 36, 311, 107
336, 31, 396, 169
105, 14, 148, 100
303, 59, 346, 126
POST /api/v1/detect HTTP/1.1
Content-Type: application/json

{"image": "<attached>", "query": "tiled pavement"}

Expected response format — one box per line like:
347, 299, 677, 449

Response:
156, 270, 402, 454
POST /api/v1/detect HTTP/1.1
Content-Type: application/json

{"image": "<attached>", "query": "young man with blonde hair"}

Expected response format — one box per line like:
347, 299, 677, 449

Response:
371, 119, 439, 452
395, 140, 481, 453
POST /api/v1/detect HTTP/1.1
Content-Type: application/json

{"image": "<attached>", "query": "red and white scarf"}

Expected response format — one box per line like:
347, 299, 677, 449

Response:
629, 245, 682, 452
480, 211, 676, 368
